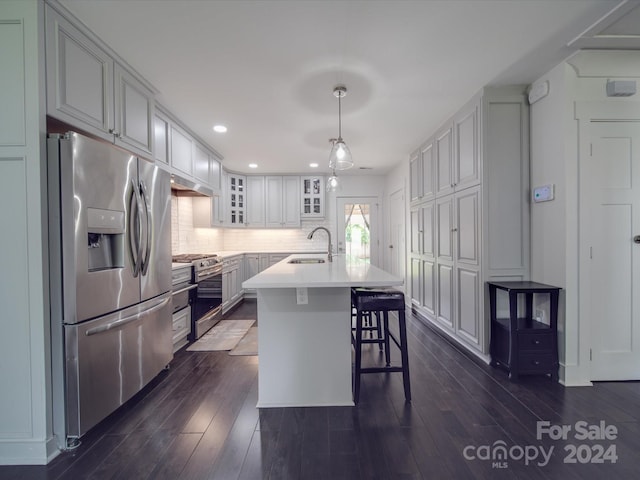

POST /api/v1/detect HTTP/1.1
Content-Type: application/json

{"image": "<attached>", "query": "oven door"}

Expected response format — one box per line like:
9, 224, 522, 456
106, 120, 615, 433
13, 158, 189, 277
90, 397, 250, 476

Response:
193, 271, 222, 338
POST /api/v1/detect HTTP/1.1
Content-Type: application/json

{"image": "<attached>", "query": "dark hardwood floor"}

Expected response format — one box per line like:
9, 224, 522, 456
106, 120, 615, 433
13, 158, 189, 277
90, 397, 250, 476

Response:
2, 299, 639, 479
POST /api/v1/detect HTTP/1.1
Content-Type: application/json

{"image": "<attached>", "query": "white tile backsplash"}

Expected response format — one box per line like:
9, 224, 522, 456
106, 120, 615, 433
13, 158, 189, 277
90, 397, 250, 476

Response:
171, 194, 224, 254
172, 194, 331, 254
223, 219, 333, 252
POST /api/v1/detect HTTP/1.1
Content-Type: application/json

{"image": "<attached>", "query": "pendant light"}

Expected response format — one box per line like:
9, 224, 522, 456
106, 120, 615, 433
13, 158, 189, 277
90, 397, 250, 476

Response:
328, 85, 354, 170
326, 168, 339, 192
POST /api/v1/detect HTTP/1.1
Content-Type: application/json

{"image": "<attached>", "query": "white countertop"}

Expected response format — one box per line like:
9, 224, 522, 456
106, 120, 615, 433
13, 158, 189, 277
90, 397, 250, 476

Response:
242, 254, 403, 289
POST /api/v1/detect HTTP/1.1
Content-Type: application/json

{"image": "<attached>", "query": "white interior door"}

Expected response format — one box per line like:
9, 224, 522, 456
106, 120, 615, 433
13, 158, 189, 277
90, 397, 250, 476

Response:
588, 121, 640, 380
336, 197, 379, 267
389, 189, 405, 290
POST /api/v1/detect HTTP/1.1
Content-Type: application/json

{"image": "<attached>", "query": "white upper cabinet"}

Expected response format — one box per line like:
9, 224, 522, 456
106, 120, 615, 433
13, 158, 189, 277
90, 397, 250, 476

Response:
209, 156, 221, 192
411, 142, 435, 204
153, 106, 222, 191
46, 5, 113, 133
227, 174, 246, 226
265, 176, 300, 228
45, 5, 154, 157
454, 101, 480, 190
435, 123, 454, 197
193, 142, 210, 185
170, 124, 193, 176
409, 151, 421, 202
421, 142, 435, 200
246, 176, 265, 227
113, 64, 154, 155
301, 176, 325, 218
153, 112, 170, 166
192, 143, 221, 191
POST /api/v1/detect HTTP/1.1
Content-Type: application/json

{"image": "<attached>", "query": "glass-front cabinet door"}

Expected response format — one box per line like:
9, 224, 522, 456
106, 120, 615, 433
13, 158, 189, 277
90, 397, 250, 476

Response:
301, 176, 324, 218
228, 174, 246, 226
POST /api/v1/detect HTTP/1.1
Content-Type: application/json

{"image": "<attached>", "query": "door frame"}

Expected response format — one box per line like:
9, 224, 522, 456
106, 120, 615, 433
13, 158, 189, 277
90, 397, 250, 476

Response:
388, 188, 406, 291
577, 101, 640, 382
336, 196, 381, 267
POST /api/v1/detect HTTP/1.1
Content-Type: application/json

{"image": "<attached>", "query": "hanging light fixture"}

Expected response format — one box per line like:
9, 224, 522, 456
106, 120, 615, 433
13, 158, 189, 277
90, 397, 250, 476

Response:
326, 168, 339, 192
328, 85, 353, 170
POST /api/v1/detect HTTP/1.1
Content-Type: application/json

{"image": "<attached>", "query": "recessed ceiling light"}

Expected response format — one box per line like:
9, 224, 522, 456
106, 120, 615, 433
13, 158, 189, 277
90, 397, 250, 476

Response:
248, 163, 258, 169
213, 125, 227, 133
309, 163, 319, 168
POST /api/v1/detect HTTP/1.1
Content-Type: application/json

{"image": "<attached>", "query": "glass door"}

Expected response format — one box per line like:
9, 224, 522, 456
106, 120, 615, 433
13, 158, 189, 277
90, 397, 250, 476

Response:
336, 197, 379, 266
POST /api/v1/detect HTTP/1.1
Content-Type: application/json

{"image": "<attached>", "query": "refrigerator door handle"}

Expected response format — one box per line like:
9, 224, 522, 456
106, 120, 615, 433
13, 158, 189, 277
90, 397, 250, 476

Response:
85, 296, 171, 336
129, 178, 144, 277
139, 180, 152, 276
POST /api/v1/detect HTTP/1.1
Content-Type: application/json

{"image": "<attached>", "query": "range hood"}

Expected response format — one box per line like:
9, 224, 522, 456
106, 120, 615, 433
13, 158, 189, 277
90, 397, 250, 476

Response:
170, 173, 213, 197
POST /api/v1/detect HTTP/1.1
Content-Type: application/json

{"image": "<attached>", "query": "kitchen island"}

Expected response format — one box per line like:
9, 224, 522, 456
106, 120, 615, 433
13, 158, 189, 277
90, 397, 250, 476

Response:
242, 253, 403, 407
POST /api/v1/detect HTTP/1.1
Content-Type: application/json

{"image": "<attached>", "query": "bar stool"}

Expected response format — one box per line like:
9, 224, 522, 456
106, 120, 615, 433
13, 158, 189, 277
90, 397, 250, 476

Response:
351, 289, 384, 352
351, 288, 411, 404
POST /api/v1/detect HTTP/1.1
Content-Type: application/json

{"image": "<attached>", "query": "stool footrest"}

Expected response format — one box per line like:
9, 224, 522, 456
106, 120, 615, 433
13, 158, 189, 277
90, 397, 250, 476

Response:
359, 366, 405, 374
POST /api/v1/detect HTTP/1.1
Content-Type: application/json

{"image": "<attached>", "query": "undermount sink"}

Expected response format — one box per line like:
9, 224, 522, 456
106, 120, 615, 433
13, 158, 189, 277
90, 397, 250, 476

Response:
288, 258, 326, 264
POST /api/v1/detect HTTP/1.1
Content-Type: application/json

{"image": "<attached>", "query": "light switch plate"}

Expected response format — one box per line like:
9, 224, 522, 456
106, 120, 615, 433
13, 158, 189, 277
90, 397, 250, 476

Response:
533, 184, 554, 203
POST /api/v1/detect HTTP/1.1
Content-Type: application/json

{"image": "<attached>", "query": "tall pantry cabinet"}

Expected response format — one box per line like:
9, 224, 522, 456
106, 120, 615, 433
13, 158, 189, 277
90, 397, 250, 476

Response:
410, 86, 530, 358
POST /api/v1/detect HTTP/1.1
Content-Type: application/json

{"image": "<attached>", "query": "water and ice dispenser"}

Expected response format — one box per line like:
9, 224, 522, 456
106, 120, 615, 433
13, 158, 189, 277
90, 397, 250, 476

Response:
86, 208, 125, 272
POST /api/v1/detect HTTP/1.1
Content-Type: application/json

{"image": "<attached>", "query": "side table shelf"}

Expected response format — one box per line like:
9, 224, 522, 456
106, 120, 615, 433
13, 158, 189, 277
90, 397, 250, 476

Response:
488, 281, 561, 382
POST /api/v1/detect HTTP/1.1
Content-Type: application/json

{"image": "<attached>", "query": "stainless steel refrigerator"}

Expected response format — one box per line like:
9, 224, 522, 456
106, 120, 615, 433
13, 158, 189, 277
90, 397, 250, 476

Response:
47, 132, 173, 448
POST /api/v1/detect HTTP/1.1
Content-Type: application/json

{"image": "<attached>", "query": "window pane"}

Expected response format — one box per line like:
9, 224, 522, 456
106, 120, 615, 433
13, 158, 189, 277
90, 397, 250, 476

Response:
344, 203, 370, 265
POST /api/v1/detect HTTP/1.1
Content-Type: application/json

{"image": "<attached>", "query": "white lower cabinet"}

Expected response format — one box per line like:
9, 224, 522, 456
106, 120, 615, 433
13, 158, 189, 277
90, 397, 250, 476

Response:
172, 306, 191, 353
409, 87, 530, 357
243, 253, 294, 296
222, 256, 243, 314
268, 253, 289, 266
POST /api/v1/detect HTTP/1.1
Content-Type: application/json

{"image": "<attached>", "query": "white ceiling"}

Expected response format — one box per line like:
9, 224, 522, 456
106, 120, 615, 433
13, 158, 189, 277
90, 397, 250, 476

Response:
57, 0, 639, 176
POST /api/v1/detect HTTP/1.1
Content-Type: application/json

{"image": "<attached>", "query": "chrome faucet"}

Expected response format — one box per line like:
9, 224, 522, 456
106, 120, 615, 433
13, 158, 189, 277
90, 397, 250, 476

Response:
307, 226, 333, 262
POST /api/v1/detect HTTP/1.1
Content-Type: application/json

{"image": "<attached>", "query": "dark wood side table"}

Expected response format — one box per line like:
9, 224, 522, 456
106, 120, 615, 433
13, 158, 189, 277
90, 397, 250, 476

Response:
488, 281, 561, 381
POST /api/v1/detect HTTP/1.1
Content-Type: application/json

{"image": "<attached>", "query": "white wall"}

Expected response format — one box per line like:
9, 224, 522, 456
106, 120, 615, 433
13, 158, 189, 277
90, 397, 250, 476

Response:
529, 63, 575, 383
530, 50, 640, 385
0, 1, 54, 464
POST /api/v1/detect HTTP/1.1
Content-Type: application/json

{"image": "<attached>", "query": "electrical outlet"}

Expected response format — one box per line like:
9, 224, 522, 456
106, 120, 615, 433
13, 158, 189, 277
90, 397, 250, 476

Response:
296, 287, 308, 305
535, 309, 545, 323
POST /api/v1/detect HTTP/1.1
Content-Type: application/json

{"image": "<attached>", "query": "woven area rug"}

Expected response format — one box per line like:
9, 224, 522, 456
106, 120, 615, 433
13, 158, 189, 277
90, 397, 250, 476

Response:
229, 326, 258, 356
187, 319, 255, 351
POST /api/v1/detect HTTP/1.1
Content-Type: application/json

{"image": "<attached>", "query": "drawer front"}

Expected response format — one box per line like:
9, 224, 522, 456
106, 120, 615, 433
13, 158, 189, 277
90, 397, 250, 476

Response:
518, 353, 556, 373
172, 288, 191, 313
172, 307, 191, 342
518, 333, 553, 352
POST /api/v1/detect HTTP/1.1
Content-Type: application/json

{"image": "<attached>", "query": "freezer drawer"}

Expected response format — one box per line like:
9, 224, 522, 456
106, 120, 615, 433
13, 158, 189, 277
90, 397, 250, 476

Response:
64, 293, 172, 439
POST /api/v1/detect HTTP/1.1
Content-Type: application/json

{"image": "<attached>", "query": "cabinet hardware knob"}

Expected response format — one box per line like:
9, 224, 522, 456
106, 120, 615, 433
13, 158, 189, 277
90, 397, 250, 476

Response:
533, 360, 540, 365
634, 235, 640, 244
534, 340, 540, 344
